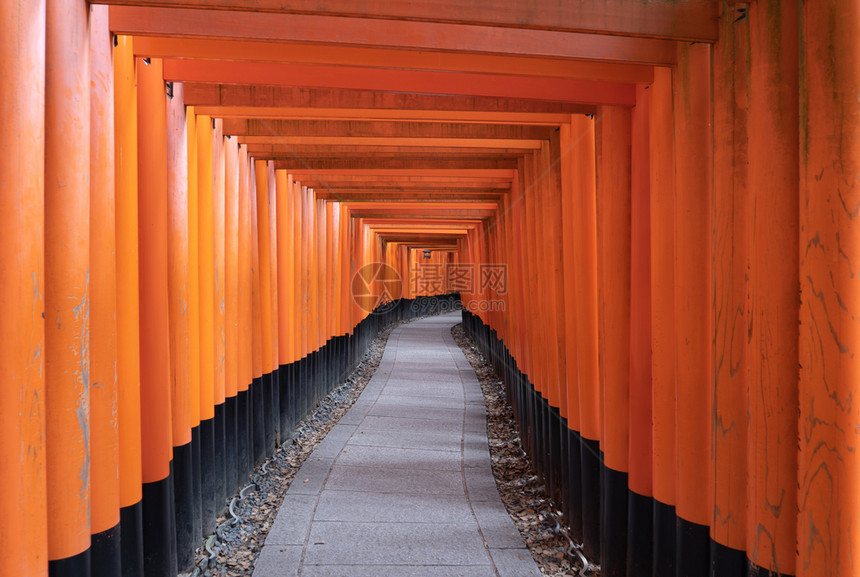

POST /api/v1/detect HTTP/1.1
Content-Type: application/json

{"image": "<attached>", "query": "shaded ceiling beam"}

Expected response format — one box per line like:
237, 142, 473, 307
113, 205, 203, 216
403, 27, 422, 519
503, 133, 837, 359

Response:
273, 159, 519, 171
103, 1, 717, 42
196, 106, 571, 126
134, 38, 655, 83
290, 168, 515, 178
224, 119, 555, 140
166, 60, 635, 106
108, 7, 679, 64
247, 144, 533, 155
183, 84, 595, 114
240, 136, 544, 149
313, 192, 505, 202
133, 36, 654, 84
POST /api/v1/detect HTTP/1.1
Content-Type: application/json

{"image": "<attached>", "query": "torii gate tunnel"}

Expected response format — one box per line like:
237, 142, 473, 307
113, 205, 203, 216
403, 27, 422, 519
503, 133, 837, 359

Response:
1, 1, 858, 576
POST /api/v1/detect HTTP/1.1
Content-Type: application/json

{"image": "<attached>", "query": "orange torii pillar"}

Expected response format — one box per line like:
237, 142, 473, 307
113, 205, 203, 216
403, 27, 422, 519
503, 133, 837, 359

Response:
648, 66, 678, 577
237, 145, 254, 481
560, 120, 582, 544
254, 159, 277, 457
249, 160, 265, 464
594, 105, 632, 577
45, 0, 91, 572
212, 119, 227, 513
166, 81, 195, 571
746, 3, 799, 575
711, 3, 750, 574
540, 139, 568, 511
114, 34, 145, 577
185, 107, 204, 550
276, 170, 297, 434
267, 162, 282, 444
89, 6, 121, 575
627, 82, 653, 577
568, 114, 602, 559
136, 56, 177, 576
0, 0, 47, 574
672, 43, 713, 577
196, 113, 217, 536
225, 135, 241, 492
798, 2, 860, 576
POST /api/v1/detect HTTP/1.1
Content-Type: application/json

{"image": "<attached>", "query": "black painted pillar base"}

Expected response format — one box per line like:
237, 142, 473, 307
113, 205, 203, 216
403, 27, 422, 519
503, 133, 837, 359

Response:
48, 549, 91, 577
213, 402, 226, 516
91, 522, 121, 577
173, 441, 195, 572
190, 425, 203, 549
141, 466, 178, 577
120, 501, 144, 577
199, 417, 216, 536
225, 395, 238, 492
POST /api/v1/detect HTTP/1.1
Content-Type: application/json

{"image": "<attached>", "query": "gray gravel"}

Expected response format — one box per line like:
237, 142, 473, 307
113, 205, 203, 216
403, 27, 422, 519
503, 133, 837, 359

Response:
450, 322, 600, 577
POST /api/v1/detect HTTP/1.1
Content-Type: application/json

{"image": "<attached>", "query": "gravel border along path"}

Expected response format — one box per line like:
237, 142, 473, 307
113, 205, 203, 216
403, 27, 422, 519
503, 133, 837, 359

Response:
450, 322, 599, 577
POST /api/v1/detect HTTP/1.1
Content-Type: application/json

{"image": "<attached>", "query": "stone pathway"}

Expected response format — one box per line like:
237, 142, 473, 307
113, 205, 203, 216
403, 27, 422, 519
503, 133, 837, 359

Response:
252, 312, 541, 577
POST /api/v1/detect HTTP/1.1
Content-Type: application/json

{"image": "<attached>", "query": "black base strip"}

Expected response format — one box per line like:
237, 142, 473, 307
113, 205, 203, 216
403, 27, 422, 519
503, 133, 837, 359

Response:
237, 388, 251, 481
213, 402, 226, 516
225, 395, 238, 493
141, 466, 177, 576
677, 515, 710, 577
91, 522, 121, 577
190, 425, 203, 548
278, 366, 290, 441
262, 372, 275, 458
627, 489, 653, 576
600, 460, 628, 577
48, 548, 91, 577
199, 417, 216, 536
120, 500, 144, 577
711, 539, 747, 577
251, 376, 265, 466
172, 441, 195, 571
271, 367, 281, 446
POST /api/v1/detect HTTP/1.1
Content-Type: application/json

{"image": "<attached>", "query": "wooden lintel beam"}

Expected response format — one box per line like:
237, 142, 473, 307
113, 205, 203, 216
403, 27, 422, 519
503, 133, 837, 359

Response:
183, 84, 596, 115
196, 106, 571, 126
273, 159, 519, 171
108, 6, 688, 61
165, 60, 635, 106
223, 118, 555, 140
134, 38, 655, 84
241, 136, 543, 149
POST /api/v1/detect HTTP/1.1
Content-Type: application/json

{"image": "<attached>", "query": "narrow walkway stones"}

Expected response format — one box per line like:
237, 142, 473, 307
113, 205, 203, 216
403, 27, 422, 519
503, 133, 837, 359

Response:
252, 313, 541, 577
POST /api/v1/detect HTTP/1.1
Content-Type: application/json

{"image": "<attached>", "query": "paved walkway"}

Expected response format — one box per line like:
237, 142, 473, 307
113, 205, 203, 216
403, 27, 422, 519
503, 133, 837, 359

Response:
253, 312, 541, 577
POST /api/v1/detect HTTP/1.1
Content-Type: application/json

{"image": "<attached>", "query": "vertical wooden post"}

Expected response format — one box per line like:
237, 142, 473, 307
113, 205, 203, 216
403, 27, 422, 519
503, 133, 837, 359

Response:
114, 34, 145, 577
196, 113, 216, 535
165, 80, 194, 571
798, 1, 860, 575
224, 134, 240, 492
571, 114, 601, 559
0, 0, 47, 574
711, 4, 750, 574
185, 106, 203, 549
594, 105, 632, 577
745, 2, 799, 575
89, 6, 120, 575
649, 65, 677, 576
45, 0, 91, 571
136, 55, 177, 576
627, 82, 653, 577
672, 42, 713, 577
